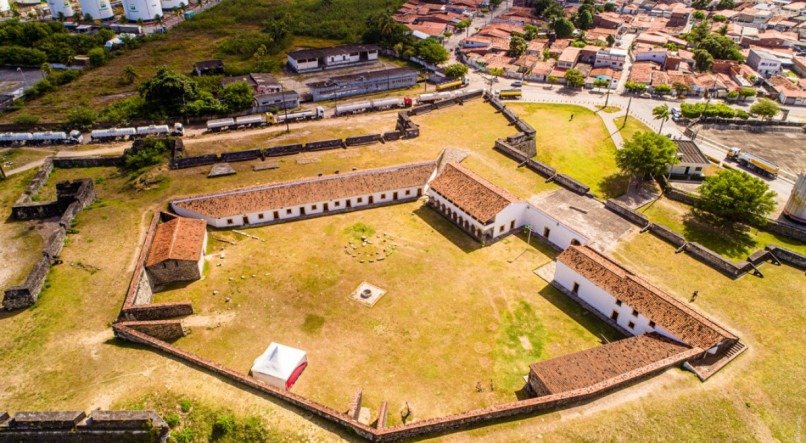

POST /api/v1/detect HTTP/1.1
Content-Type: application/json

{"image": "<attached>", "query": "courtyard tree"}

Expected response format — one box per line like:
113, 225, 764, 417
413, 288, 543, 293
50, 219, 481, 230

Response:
749, 98, 780, 120
695, 169, 776, 225
616, 131, 678, 179
593, 78, 609, 92
508, 35, 527, 57
738, 87, 756, 101
444, 63, 468, 79
564, 68, 585, 88
604, 2, 616, 11
693, 49, 713, 72
606, 34, 616, 46
654, 83, 672, 96
672, 81, 690, 97
624, 81, 647, 94
553, 18, 575, 39
652, 104, 671, 134
524, 24, 539, 40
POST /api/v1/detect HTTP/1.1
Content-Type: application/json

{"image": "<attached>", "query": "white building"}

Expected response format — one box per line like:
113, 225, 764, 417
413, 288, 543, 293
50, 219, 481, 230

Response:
668, 140, 710, 180
0, 0, 10, 13
160, 0, 187, 9
122, 0, 162, 22
593, 48, 628, 70
171, 161, 437, 228
427, 163, 587, 248
746, 48, 783, 77
79, 0, 113, 19
286, 44, 380, 73
553, 245, 738, 355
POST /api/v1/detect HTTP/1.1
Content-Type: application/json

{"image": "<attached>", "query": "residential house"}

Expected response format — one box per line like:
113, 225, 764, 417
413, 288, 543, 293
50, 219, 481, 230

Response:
769, 75, 806, 106
746, 48, 783, 77
669, 140, 710, 180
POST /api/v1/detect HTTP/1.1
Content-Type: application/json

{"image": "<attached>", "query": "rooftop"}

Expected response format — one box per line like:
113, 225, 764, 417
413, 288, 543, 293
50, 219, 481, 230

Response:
529, 333, 694, 394
429, 163, 519, 224
675, 140, 709, 165
145, 217, 207, 267
287, 44, 380, 60
172, 162, 437, 219
557, 245, 737, 350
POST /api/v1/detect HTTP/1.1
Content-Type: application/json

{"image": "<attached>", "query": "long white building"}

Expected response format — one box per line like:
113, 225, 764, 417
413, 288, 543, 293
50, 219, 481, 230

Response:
171, 162, 437, 228
553, 245, 738, 355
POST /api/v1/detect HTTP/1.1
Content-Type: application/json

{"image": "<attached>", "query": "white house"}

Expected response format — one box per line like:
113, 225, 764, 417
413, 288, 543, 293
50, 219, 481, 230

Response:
593, 48, 628, 70
668, 140, 710, 180
250, 342, 308, 390
286, 45, 380, 73
171, 162, 437, 228
553, 245, 738, 355
746, 48, 783, 77
427, 163, 587, 248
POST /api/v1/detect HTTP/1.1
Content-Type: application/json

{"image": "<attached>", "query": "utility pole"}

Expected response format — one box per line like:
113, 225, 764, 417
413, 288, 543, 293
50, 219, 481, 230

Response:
280, 85, 290, 133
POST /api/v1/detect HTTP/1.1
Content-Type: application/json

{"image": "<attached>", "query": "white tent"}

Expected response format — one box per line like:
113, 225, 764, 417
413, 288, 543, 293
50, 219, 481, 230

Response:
250, 342, 308, 390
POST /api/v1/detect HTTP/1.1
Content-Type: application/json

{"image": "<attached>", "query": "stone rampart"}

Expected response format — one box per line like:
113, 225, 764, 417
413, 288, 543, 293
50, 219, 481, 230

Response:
305, 139, 344, 151
0, 410, 168, 442
684, 242, 752, 278
265, 143, 304, 156
766, 245, 806, 269
553, 174, 590, 196
345, 134, 383, 146
604, 200, 650, 228
220, 149, 262, 163
121, 302, 194, 321
119, 320, 187, 341
648, 223, 687, 247
762, 219, 806, 243
52, 156, 123, 168
3, 257, 51, 310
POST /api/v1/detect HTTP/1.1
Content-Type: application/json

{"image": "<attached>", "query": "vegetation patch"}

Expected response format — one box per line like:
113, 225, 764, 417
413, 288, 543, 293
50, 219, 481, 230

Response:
493, 300, 546, 394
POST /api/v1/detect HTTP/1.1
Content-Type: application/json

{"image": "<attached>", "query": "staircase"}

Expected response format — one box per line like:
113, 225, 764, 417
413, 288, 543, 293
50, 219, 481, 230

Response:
685, 341, 747, 381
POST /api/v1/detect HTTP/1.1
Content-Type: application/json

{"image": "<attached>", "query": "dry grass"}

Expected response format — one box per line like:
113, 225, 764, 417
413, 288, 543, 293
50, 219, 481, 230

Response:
617, 115, 654, 141
1, 148, 56, 173
0, 170, 44, 287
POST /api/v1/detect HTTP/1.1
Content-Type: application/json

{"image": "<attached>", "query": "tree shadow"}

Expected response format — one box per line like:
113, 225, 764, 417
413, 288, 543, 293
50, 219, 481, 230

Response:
536, 285, 623, 343
412, 205, 482, 254
598, 172, 631, 199
682, 211, 757, 259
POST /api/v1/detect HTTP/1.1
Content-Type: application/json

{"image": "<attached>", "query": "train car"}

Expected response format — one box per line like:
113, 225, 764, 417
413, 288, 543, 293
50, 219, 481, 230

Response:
235, 114, 267, 128
206, 118, 236, 132
90, 127, 137, 142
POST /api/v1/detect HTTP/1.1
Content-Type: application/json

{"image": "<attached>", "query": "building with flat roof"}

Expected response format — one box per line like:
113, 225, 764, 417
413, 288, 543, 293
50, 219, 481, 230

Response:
287, 44, 380, 73
307, 68, 418, 101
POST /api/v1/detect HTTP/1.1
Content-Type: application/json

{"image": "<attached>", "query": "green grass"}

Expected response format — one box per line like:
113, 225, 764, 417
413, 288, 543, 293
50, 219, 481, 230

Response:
509, 103, 627, 198
493, 300, 546, 394
617, 115, 654, 141
638, 197, 806, 260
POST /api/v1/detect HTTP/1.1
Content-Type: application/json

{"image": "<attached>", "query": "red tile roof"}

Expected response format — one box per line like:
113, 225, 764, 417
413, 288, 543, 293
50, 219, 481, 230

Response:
557, 245, 737, 350
172, 162, 436, 219
146, 217, 207, 267
429, 163, 518, 224
529, 333, 695, 394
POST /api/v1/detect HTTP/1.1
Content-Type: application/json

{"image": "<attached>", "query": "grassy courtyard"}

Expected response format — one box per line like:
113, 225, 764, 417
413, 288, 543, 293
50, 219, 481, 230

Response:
156, 201, 615, 423
638, 197, 806, 260
617, 115, 654, 141
508, 103, 625, 198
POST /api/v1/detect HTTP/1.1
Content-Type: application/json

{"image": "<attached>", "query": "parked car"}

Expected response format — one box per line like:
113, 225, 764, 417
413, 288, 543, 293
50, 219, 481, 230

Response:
670, 108, 681, 121
510, 81, 523, 88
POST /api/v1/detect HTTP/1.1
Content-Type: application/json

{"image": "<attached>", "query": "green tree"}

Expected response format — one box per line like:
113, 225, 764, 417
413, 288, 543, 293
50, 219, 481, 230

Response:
415, 38, 449, 65
693, 49, 713, 72
672, 81, 690, 97
221, 81, 255, 112
738, 87, 756, 101
575, 9, 593, 30
120, 65, 138, 85
695, 169, 776, 225
692, 10, 706, 20
564, 68, 585, 88
138, 66, 200, 116
749, 98, 780, 120
652, 104, 670, 134
654, 83, 672, 96
716, 0, 734, 9
524, 24, 539, 40
604, 2, 616, 11
547, 75, 558, 85
533, 0, 563, 19
593, 78, 609, 91
606, 34, 616, 46
444, 63, 468, 78
553, 18, 575, 38
625, 81, 647, 93
508, 35, 527, 57
712, 14, 727, 22
87, 47, 107, 68
615, 131, 678, 179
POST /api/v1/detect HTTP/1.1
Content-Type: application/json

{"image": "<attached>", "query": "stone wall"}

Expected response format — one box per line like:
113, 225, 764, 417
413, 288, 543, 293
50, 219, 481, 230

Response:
0, 410, 169, 442
762, 219, 806, 243
121, 302, 194, 321
553, 174, 591, 196
604, 200, 650, 228
767, 245, 806, 269
683, 242, 752, 278
648, 223, 687, 247
52, 156, 123, 168
118, 320, 187, 341
112, 323, 701, 442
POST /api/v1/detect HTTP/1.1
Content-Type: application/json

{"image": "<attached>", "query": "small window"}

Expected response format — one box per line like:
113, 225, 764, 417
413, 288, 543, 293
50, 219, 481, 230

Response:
616, 299, 622, 306
258, 213, 264, 219
499, 226, 505, 233
381, 194, 386, 199
405, 190, 410, 195
628, 321, 635, 329
357, 197, 363, 203
312, 204, 317, 210
632, 309, 639, 317
286, 209, 292, 214
334, 201, 340, 207
572, 282, 580, 294
695, 167, 703, 172
610, 311, 619, 321
227, 219, 233, 225
649, 320, 656, 328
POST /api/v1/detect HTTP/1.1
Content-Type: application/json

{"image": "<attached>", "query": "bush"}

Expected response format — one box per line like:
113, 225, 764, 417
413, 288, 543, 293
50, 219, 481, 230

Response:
164, 412, 181, 428
13, 114, 39, 125
211, 413, 236, 440
122, 137, 173, 173
66, 107, 98, 130
87, 47, 107, 67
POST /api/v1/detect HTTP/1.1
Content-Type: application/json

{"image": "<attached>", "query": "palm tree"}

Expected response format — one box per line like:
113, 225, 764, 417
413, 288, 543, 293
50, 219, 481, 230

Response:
652, 104, 670, 134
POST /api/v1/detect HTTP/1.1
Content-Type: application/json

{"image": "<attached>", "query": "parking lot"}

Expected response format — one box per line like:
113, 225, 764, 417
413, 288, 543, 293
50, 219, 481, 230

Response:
700, 129, 806, 175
